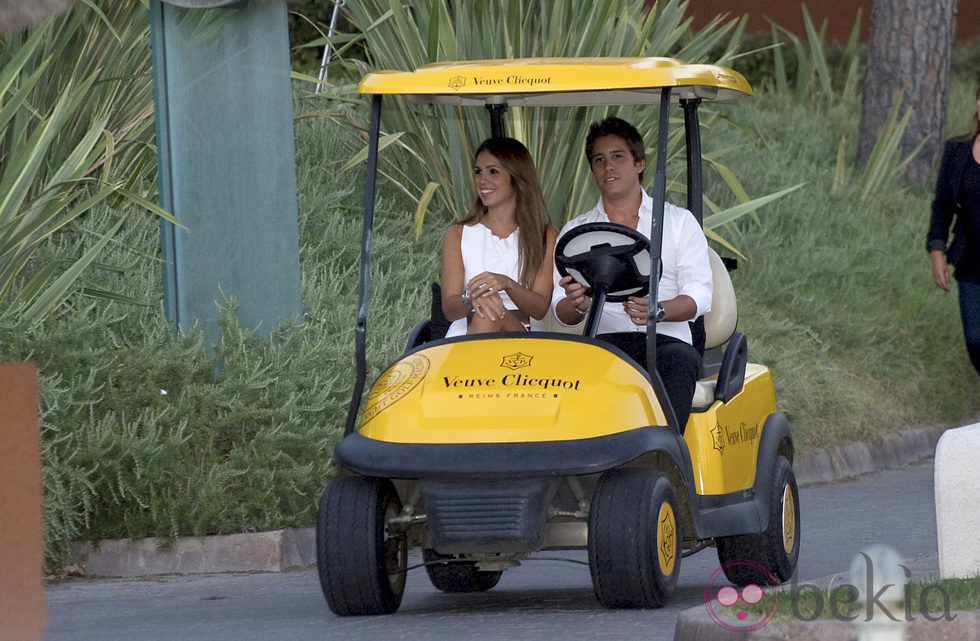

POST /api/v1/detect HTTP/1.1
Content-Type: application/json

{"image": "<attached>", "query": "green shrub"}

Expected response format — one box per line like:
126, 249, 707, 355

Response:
15, 112, 439, 567
701, 78, 979, 449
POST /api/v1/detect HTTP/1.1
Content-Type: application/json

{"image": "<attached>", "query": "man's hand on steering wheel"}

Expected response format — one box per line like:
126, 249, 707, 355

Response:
559, 275, 591, 310
624, 295, 648, 325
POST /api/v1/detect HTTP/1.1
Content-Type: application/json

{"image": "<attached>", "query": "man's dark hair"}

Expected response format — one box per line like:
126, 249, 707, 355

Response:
585, 116, 646, 181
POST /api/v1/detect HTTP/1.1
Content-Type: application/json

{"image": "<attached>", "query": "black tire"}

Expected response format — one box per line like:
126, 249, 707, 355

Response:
316, 476, 407, 616
588, 468, 681, 608
716, 456, 800, 586
422, 549, 503, 593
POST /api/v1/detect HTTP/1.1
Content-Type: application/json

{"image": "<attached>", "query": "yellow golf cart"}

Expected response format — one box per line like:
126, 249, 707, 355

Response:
317, 57, 799, 615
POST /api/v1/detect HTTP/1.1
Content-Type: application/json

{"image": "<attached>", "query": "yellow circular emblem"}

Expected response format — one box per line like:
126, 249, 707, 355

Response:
361, 354, 429, 425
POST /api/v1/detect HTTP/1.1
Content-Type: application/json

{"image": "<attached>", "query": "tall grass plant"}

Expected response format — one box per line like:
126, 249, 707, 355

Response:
0, 1, 174, 325
295, 0, 796, 245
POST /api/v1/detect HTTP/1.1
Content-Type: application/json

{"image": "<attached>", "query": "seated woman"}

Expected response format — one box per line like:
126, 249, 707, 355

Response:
441, 137, 558, 336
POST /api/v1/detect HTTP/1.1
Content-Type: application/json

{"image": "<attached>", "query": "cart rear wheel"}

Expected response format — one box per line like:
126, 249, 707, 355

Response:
716, 455, 800, 586
422, 549, 503, 593
316, 476, 407, 616
588, 468, 680, 608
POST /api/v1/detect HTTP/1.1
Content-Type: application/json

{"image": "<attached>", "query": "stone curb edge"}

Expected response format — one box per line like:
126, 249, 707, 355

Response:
792, 424, 946, 486
69, 424, 948, 578
70, 526, 317, 578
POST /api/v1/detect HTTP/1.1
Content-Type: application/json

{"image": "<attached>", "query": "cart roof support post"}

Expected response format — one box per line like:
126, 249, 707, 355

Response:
646, 87, 681, 432
682, 98, 704, 225
346, 94, 384, 436
486, 103, 508, 138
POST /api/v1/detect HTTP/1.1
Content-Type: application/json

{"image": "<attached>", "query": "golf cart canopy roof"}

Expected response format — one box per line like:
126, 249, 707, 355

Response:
357, 57, 752, 106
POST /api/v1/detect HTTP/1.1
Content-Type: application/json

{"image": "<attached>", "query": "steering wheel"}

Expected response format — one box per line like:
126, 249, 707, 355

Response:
554, 222, 653, 339
555, 222, 651, 303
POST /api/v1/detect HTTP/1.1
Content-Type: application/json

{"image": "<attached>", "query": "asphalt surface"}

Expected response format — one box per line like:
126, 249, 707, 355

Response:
44, 457, 948, 641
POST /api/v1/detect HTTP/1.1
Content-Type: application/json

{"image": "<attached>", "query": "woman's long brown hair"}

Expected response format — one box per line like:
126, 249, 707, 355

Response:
462, 137, 551, 288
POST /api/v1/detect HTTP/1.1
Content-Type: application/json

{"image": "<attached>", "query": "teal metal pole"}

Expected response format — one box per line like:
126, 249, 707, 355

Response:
149, 0, 302, 349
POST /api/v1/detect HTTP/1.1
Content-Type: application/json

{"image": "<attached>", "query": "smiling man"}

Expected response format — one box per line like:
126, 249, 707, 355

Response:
551, 116, 713, 430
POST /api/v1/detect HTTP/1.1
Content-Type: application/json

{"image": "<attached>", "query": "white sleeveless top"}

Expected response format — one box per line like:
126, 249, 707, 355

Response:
445, 222, 521, 337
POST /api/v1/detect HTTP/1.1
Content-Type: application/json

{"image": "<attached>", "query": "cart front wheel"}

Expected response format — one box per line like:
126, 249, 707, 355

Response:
316, 476, 407, 616
589, 468, 680, 608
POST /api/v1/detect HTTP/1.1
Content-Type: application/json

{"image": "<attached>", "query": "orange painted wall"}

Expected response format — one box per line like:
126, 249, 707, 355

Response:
0, 363, 46, 641
675, 1, 979, 41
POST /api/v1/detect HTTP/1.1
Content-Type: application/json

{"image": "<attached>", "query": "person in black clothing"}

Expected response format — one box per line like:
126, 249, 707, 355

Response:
928, 85, 980, 375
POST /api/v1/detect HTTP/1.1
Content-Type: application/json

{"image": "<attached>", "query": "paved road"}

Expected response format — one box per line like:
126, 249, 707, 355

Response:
44, 461, 938, 641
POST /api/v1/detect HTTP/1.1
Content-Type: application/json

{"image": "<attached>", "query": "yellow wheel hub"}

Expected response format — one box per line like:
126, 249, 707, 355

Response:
657, 502, 676, 576
781, 484, 796, 555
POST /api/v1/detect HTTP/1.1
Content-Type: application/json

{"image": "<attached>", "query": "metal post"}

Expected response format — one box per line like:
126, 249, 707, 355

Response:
646, 87, 681, 431
487, 103, 508, 138
682, 98, 707, 356
315, 0, 345, 93
345, 94, 383, 436
682, 98, 703, 225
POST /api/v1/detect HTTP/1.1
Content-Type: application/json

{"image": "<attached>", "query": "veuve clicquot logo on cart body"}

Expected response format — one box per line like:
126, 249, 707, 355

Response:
441, 373, 582, 391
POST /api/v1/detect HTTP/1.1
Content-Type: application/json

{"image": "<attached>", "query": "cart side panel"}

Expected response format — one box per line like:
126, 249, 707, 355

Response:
684, 365, 777, 495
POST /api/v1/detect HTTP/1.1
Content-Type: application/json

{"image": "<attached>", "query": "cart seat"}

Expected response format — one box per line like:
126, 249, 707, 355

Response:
404, 282, 451, 351
691, 249, 746, 408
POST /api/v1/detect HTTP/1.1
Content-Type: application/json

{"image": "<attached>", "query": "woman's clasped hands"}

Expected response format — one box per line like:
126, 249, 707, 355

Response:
465, 271, 511, 321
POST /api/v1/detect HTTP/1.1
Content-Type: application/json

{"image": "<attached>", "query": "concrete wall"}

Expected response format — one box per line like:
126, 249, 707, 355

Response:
679, 1, 980, 42
935, 422, 980, 579
0, 362, 45, 641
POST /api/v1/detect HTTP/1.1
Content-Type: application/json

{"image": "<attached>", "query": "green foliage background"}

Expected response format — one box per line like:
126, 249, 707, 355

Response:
0, 1, 976, 567
0, 0, 173, 326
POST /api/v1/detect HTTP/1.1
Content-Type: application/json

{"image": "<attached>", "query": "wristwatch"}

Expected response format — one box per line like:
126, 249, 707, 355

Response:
656, 302, 665, 322
461, 290, 472, 310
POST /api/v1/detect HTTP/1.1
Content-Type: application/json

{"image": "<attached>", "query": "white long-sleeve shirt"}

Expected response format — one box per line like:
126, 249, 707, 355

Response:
551, 189, 712, 345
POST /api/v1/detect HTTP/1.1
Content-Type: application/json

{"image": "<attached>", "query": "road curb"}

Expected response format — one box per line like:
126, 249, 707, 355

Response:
673, 607, 855, 640
71, 527, 315, 578
793, 424, 945, 485
68, 425, 947, 578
